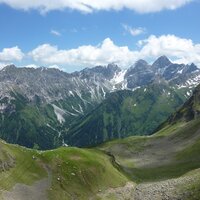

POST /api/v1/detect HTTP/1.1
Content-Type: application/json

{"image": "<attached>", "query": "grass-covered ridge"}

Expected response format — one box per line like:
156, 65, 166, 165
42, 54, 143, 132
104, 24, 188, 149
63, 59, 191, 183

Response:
42, 147, 128, 200
0, 140, 128, 200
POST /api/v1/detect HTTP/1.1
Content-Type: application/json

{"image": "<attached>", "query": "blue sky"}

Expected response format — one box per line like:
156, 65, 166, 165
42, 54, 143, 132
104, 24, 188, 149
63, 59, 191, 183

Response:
0, 0, 200, 72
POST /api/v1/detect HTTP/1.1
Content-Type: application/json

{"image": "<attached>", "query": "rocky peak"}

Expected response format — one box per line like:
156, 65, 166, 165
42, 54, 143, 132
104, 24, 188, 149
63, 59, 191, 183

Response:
184, 63, 199, 74
152, 55, 171, 70
125, 59, 149, 76
134, 59, 149, 69
77, 64, 121, 80
1, 64, 17, 72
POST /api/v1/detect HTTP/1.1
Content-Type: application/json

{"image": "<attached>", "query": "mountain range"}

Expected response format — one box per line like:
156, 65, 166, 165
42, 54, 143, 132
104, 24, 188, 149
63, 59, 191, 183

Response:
0, 56, 200, 149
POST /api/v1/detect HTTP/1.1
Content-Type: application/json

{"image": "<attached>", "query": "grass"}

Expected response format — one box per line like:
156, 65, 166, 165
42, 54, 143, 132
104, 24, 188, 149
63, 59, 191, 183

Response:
42, 147, 128, 200
0, 141, 129, 200
100, 119, 200, 183
0, 141, 46, 191
101, 136, 148, 152
129, 161, 200, 183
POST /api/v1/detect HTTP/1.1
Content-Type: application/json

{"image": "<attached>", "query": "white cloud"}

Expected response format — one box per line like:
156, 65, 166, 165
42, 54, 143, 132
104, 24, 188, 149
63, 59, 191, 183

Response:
0, 46, 24, 62
123, 24, 146, 36
0, 0, 192, 14
28, 35, 200, 69
21, 64, 39, 69
48, 65, 63, 70
29, 38, 137, 67
138, 35, 200, 66
51, 30, 61, 36
1, 35, 199, 70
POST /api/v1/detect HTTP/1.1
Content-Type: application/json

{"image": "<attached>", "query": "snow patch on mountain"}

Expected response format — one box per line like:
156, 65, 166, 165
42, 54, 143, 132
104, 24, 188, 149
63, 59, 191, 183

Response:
177, 74, 200, 89
177, 69, 183, 74
111, 70, 127, 85
69, 91, 75, 97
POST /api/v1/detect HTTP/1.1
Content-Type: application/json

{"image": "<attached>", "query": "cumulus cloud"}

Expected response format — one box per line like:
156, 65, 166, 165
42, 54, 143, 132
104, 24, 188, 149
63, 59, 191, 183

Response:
29, 38, 137, 67
51, 30, 61, 36
1, 34, 199, 70
138, 35, 200, 66
0, 0, 192, 14
0, 46, 24, 62
122, 24, 146, 36
20, 64, 39, 69
28, 35, 200, 69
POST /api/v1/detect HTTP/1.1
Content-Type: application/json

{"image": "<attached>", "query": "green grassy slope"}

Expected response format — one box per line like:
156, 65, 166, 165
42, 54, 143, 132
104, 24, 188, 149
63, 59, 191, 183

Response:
43, 148, 128, 200
0, 92, 64, 150
101, 119, 200, 181
0, 140, 128, 200
99, 119, 200, 199
0, 140, 46, 191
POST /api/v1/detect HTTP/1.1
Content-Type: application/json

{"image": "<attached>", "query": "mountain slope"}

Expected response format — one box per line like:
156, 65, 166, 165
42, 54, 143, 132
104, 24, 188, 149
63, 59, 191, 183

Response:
168, 84, 200, 123
0, 92, 64, 149
0, 56, 200, 149
65, 82, 186, 147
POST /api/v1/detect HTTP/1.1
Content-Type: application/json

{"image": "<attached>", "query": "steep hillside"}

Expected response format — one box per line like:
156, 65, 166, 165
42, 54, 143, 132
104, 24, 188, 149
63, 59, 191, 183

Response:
0, 92, 64, 149
65, 82, 186, 147
168, 84, 200, 123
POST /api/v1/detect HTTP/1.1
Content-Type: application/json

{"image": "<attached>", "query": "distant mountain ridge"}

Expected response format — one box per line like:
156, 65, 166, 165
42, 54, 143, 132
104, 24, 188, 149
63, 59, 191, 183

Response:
1, 56, 199, 104
0, 56, 200, 149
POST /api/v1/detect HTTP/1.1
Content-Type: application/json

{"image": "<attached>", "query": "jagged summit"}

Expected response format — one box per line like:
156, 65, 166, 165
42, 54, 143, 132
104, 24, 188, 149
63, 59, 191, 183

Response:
152, 55, 172, 69
1, 64, 17, 71
135, 59, 148, 66
185, 63, 199, 74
